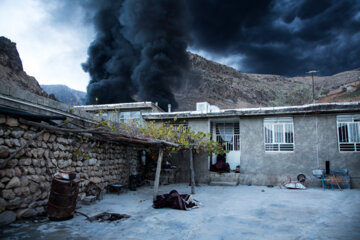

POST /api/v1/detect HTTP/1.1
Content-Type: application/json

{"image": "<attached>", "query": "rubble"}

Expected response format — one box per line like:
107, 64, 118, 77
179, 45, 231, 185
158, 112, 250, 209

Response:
82, 196, 97, 205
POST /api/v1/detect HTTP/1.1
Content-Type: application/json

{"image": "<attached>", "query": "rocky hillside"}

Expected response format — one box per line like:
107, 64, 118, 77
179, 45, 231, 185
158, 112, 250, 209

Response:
1, 36, 359, 111
174, 52, 360, 110
41, 84, 86, 106
0, 36, 50, 98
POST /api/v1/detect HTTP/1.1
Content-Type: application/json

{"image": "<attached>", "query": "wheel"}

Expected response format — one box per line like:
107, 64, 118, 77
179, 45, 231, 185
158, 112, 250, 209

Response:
297, 174, 306, 183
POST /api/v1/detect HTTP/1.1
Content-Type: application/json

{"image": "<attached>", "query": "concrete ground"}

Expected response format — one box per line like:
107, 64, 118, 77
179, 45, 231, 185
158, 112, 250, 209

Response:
1, 184, 360, 240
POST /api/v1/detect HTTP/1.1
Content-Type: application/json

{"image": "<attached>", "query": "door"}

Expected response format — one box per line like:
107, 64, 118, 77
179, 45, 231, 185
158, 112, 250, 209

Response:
214, 122, 240, 170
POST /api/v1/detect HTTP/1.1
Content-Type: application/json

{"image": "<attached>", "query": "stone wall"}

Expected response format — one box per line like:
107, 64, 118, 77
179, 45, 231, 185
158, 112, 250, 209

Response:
0, 114, 141, 224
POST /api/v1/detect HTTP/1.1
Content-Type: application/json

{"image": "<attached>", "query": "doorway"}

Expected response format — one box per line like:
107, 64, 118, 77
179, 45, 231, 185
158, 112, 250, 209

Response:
211, 120, 240, 170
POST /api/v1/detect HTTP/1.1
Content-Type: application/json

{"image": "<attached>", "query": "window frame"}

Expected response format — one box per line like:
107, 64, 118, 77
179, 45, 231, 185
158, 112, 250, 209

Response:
119, 111, 142, 123
336, 115, 360, 152
264, 117, 295, 152
215, 122, 240, 151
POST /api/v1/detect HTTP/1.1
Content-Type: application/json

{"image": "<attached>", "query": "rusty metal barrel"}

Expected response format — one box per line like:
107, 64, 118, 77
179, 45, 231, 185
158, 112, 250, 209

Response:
47, 171, 79, 221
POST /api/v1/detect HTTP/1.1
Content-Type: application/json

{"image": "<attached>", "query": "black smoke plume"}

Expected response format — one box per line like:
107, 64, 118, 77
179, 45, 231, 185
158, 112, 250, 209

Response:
80, 0, 359, 108
120, 0, 189, 110
82, 0, 189, 110
82, 1, 138, 104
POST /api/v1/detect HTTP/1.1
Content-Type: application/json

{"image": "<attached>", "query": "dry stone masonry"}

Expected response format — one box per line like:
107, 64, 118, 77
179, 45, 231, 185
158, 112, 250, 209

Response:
0, 114, 140, 225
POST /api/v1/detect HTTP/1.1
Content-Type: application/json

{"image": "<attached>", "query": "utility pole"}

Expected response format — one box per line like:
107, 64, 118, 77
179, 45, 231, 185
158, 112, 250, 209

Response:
307, 70, 318, 103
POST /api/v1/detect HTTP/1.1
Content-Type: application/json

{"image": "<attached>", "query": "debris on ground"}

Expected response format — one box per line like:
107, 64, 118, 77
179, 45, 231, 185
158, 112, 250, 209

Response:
82, 195, 97, 205
153, 190, 201, 210
284, 176, 306, 190
85, 182, 104, 200
75, 211, 130, 222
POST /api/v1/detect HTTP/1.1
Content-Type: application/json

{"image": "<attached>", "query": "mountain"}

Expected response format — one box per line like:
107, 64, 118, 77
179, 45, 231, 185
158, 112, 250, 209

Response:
1, 36, 359, 111
0, 37, 85, 106
41, 84, 86, 106
0, 36, 50, 98
174, 52, 360, 111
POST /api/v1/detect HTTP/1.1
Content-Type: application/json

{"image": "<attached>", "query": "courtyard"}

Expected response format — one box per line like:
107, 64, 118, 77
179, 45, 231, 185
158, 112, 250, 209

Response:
1, 184, 360, 240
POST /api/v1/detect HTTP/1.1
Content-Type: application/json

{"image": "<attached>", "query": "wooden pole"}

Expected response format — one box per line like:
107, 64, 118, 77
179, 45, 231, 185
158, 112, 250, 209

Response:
189, 148, 196, 194
153, 148, 164, 201
19, 118, 180, 147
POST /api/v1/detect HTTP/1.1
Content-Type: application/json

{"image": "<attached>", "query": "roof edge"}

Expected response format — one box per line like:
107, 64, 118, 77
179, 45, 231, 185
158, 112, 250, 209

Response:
74, 101, 164, 112
143, 102, 360, 120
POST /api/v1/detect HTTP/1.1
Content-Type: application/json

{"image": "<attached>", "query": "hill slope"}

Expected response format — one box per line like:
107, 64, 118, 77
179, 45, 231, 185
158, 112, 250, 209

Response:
1, 36, 359, 110
173, 52, 360, 110
41, 84, 86, 106
0, 36, 50, 98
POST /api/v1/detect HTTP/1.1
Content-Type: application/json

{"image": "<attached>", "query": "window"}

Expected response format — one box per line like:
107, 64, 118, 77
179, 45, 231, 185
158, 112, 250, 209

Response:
264, 117, 294, 152
337, 115, 360, 152
120, 111, 142, 123
215, 122, 240, 151
95, 110, 120, 122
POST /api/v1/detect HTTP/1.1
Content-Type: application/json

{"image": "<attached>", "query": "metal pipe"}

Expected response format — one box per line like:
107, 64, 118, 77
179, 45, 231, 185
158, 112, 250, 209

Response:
312, 72, 315, 104
307, 70, 318, 104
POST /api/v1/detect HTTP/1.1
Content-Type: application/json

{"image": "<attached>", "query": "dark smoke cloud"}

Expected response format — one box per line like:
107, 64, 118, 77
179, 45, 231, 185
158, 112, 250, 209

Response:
120, 0, 189, 110
186, 0, 360, 76
82, 1, 138, 104
82, 0, 189, 109
72, 0, 359, 107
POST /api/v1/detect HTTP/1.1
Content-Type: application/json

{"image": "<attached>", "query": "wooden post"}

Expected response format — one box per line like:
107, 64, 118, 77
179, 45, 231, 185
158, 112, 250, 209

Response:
153, 148, 164, 201
189, 148, 196, 194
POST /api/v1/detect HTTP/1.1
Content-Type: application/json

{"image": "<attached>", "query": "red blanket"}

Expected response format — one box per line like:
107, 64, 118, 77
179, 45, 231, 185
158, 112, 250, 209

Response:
210, 161, 230, 173
153, 190, 200, 210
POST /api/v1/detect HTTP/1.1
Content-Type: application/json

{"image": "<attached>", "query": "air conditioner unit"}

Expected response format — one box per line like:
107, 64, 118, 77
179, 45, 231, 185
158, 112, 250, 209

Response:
196, 102, 210, 113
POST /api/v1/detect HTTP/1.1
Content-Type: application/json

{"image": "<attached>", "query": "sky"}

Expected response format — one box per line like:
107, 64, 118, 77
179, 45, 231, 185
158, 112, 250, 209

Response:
0, 0, 94, 91
0, 0, 359, 97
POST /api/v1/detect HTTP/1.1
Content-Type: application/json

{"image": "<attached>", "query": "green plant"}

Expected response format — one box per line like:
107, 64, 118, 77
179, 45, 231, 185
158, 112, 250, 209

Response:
321, 89, 330, 96
134, 118, 228, 155
90, 112, 227, 156
84, 152, 91, 160
337, 87, 360, 99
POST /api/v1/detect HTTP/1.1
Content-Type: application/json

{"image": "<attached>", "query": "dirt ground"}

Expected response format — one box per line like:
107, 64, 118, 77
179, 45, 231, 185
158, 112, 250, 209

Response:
1, 184, 360, 240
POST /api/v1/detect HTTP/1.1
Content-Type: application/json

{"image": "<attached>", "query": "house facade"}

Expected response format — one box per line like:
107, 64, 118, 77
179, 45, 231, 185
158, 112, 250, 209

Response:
143, 102, 360, 188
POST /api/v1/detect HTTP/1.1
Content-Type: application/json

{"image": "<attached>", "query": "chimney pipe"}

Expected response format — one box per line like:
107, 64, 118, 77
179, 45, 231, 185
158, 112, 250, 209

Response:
168, 104, 171, 113
325, 161, 330, 175
155, 102, 158, 106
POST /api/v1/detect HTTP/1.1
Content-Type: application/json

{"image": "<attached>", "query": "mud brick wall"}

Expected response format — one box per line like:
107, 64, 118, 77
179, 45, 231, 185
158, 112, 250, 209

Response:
0, 115, 141, 223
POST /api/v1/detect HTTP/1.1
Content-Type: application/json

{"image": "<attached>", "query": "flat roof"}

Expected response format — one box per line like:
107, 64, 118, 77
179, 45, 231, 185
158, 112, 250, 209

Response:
74, 102, 164, 112
143, 102, 360, 120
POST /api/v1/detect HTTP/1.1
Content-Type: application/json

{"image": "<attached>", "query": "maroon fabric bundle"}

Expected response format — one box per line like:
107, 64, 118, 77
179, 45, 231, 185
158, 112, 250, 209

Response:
153, 190, 198, 210
210, 161, 230, 173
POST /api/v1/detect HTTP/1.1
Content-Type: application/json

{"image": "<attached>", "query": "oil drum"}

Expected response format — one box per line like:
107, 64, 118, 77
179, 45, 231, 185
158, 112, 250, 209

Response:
47, 172, 79, 221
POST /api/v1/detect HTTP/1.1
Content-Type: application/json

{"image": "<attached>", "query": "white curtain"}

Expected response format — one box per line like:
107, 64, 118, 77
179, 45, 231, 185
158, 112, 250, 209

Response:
349, 123, 360, 142
274, 124, 284, 143
217, 123, 234, 144
264, 124, 273, 143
